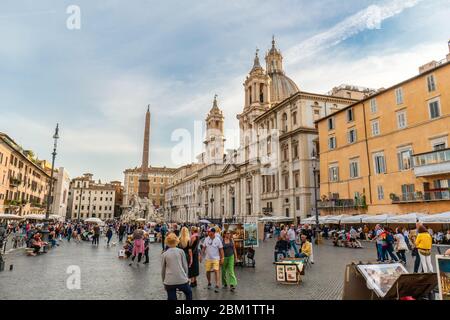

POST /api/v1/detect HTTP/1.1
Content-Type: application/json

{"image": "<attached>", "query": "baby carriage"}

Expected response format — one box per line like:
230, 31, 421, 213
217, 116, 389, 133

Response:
81, 231, 92, 241
243, 247, 256, 268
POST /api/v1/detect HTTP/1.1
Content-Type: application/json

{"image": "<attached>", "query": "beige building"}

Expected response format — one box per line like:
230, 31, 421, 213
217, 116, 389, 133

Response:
0, 132, 52, 215
68, 173, 116, 220
165, 37, 364, 224
123, 166, 176, 209
317, 45, 450, 216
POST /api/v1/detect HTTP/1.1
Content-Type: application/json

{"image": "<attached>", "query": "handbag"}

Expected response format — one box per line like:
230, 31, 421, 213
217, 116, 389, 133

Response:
418, 248, 431, 256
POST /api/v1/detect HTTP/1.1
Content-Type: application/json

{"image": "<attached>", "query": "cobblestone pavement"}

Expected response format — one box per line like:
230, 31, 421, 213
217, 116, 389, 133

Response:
0, 236, 439, 300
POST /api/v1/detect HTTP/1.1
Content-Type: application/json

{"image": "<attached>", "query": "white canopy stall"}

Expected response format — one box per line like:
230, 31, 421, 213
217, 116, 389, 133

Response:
22, 214, 45, 220
340, 214, 368, 224
361, 214, 394, 224
387, 212, 426, 224
258, 216, 295, 223
323, 214, 349, 224
0, 213, 24, 220
419, 211, 450, 224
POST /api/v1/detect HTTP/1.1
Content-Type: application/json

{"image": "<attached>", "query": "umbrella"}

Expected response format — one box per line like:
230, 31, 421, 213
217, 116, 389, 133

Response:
136, 218, 146, 222
198, 219, 212, 224
0, 213, 24, 220
85, 217, 103, 224
22, 214, 45, 220
419, 211, 450, 223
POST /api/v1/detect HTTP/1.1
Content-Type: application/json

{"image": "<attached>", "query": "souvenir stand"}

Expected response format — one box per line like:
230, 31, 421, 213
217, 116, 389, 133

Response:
342, 261, 437, 300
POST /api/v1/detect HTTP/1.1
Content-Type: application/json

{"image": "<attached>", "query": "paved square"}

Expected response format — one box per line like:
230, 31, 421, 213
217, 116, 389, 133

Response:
0, 237, 435, 300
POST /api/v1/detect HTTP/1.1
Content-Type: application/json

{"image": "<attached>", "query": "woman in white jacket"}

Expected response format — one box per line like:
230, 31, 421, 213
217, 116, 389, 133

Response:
394, 228, 409, 264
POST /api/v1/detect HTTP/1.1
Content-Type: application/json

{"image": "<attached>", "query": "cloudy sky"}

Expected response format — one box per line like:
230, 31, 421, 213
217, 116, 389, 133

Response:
1, 0, 449, 182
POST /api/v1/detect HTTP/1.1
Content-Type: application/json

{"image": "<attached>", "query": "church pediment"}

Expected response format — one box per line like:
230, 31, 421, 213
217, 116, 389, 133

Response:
221, 163, 238, 175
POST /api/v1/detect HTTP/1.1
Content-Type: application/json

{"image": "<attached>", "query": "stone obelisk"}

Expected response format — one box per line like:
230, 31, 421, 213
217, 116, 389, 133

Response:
138, 105, 151, 199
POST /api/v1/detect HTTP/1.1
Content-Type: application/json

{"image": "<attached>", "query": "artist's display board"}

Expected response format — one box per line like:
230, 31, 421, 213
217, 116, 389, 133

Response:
275, 261, 303, 284
243, 223, 258, 248
436, 255, 450, 300
224, 224, 244, 262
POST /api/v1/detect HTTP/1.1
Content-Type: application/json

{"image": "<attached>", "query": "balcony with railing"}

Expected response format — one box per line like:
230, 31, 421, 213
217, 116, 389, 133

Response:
318, 198, 367, 210
413, 148, 450, 177
391, 190, 450, 203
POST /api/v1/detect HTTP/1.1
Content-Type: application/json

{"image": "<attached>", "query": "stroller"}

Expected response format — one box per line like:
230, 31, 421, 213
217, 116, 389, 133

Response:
243, 247, 256, 268
81, 231, 92, 241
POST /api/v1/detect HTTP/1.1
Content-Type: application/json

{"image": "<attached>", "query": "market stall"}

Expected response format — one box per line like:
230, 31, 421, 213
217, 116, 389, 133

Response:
387, 212, 426, 224
420, 211, 450, 223
0, 213, 23, 221
361, 214, 394, 224
340, 214, 368, 225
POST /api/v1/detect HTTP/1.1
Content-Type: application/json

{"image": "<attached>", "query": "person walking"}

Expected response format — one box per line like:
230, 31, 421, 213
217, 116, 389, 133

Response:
106, 226, 113, 246
143, 232, 150, 264
372, 224, 385, 261
221, 231, 238, 292
161, 233, 192, 300
189, 226, 200, 288
394, 228, 408, 264
178, 227, 193, 272
129, 228, 145, 266
415, 224, 433, 273
118, 224, 126, 242
66, 224, 72, 242
383, 228, 399, 261
200, 228, 224, 293
161, 223, 168, 252
92, 224, 100, 246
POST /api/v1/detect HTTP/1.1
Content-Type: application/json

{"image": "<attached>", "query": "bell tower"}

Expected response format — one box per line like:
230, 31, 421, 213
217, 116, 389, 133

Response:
238, 48, 271, 148
204, 95, 225, 164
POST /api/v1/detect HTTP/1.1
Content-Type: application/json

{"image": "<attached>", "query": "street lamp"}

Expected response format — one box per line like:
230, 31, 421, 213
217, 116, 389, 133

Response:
43, 124, 59, 244
311, 149, 320, 243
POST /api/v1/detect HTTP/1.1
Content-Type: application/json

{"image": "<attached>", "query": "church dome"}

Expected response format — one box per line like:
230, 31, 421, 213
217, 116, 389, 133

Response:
269, 72, 300, 103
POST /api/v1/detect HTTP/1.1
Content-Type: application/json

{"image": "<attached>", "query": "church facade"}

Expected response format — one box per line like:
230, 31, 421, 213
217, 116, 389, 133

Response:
165, 37, 368, 224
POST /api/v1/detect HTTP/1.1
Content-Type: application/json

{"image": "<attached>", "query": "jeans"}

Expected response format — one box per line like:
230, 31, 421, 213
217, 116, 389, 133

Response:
382, 246, 399, 261
119, 233, 124, 242
412, 249, 422, 273
376, 243, 383, 261
297, 253, 308, 258
165, 282, 192, 300
92, 235, 99, 245
397, 250, 406, 263
274, 250, 287, 262
289, 240, 299, 257
144, 248, 149, 263
107, 236, 112, 245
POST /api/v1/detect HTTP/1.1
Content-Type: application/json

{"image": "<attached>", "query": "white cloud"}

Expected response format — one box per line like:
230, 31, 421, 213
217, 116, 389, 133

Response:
285, 0, 424, 65
294, 41, 447, 93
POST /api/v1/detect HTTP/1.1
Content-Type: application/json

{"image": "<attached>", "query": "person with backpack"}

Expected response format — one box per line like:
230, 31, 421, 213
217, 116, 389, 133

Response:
383, 228, 399, 262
